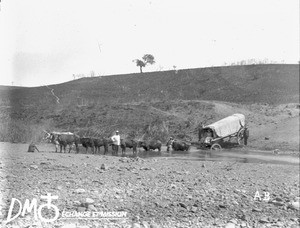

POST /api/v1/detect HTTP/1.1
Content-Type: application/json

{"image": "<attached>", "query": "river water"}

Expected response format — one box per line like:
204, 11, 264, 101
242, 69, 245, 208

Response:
0, 142, 298, 166
137, 147, 299, 166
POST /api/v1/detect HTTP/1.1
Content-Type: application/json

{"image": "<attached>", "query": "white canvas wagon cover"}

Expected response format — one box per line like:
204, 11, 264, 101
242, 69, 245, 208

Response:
205, 114, 246, 138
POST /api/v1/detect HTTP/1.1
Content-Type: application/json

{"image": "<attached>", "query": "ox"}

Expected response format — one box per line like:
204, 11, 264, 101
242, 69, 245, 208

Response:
94, 137, 110, 154
44, 131, 63, 152
44, 131, 79, 153
55, 133, 80, 153
138, 139, 162, 152
80, 137, 95, 153
120, 138, 138, 155
166, 138, 190, 151
80, 137, 111, 154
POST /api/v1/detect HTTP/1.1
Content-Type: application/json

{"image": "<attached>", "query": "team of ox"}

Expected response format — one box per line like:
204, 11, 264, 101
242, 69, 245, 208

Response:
43, 131, 190, 155
43, 114, 247, 154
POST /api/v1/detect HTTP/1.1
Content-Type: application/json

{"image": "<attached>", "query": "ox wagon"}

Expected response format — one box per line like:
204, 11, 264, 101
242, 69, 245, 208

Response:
198, 114, 249, 150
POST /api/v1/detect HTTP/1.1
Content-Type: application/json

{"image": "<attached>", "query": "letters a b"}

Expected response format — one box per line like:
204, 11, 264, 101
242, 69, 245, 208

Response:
254, 191, 270, 201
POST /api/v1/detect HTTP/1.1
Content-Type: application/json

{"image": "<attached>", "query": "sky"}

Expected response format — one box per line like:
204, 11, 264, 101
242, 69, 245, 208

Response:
0, 0, 299, 87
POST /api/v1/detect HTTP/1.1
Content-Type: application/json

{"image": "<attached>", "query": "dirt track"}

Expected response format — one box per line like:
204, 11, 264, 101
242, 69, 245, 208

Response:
0, 143, 299, 228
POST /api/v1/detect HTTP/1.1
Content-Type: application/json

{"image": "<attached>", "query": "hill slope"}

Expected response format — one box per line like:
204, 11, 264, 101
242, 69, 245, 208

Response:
0, 64, 299, 150
0, 64, 299, 107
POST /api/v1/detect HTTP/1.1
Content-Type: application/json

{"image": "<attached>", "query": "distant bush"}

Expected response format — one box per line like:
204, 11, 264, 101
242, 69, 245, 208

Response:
225, 58, 284, 66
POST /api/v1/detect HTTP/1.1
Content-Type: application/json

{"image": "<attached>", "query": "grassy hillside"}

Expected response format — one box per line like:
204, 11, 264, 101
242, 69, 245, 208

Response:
0, 64, 299, 107
0, 64, 299, 145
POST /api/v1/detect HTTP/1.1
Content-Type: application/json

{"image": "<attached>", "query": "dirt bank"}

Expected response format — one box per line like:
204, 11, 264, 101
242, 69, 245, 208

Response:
249, 116, 299, 152
0, 146, 299, 228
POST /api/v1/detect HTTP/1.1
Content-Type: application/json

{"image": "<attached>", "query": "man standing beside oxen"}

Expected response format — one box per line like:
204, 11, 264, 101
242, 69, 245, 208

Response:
111, 130, 121, 155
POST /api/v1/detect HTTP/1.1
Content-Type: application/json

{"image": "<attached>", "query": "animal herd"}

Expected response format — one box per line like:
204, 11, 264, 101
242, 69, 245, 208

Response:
43, 131, 191, 155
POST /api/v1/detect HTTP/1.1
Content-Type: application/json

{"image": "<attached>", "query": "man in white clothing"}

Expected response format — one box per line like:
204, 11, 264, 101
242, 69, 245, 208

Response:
111, 130, 121, 155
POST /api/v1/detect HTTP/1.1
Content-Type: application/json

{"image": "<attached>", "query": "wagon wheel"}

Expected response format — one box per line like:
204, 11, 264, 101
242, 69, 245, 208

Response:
237, 129, 245, 145
210, 143, 222, 151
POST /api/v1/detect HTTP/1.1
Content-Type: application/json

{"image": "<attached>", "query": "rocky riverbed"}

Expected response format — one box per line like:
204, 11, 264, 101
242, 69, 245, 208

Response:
0, 146, 299, 228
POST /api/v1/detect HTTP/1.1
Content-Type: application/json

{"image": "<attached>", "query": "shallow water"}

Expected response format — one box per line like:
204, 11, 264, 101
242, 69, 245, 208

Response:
0, 142, 298, 166
136, 148, 299, 166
